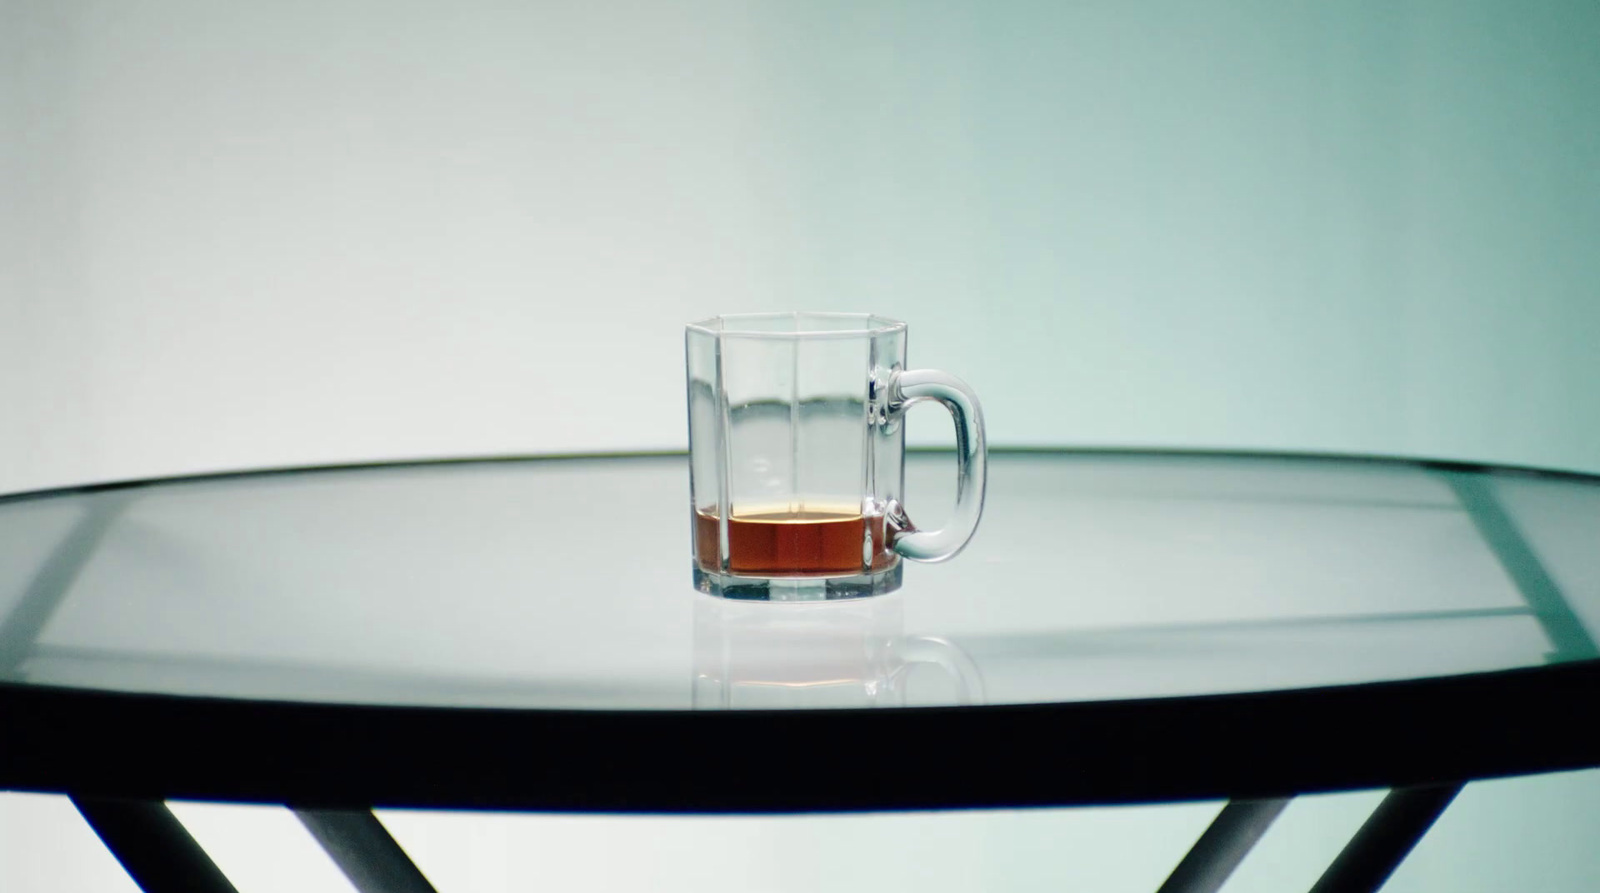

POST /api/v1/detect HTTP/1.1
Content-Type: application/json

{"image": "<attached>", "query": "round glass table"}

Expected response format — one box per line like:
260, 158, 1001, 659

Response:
2, 450, 1598, 892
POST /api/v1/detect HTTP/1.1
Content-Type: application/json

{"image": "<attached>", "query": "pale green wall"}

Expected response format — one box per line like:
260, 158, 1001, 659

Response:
738, 0, 1600, 471
2, 0, 1597, 494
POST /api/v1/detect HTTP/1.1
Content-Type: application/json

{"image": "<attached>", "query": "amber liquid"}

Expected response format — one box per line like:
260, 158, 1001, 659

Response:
695, 506, 891, 576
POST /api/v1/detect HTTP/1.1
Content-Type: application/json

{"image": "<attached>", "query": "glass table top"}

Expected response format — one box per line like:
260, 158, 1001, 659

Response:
1, 450, 1596, 712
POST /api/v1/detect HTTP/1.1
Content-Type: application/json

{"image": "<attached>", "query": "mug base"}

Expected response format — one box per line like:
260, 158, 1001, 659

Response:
693, 563, 903, 601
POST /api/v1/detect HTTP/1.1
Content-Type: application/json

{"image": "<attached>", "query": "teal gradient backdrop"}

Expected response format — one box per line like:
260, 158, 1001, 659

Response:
741, 0, 1600, 470
2, 0, 1597, 494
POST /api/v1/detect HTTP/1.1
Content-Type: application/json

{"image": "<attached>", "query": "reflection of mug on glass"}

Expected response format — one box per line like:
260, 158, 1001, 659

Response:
686, 313, 986, 599
692, 594, 983, 710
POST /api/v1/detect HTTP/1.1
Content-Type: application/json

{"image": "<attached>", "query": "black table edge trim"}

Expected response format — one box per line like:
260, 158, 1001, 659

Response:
2, 446, 1596, 505
5, 659, 1598, 813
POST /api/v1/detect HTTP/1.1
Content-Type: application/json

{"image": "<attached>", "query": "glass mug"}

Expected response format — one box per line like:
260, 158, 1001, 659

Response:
685, 313, 986, 599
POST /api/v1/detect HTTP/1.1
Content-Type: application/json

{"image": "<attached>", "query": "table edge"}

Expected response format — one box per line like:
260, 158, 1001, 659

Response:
4, 658, 1598, 812
3, 447, 1598, 506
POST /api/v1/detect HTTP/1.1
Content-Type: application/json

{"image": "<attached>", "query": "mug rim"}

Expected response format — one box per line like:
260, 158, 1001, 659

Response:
686, 312, 906, 340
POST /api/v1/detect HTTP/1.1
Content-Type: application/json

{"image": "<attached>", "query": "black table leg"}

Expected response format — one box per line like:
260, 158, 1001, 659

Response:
1307, 783, 1461, 893
296, 808, 438, 893
71, 796, 238, 893
1156, 797, 1291, 893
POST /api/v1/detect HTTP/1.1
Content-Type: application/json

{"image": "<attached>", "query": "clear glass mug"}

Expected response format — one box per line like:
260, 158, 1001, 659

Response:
685, 313, 986, 599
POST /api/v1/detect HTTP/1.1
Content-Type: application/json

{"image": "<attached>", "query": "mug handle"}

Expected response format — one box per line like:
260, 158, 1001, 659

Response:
886, 369, 987, 562
895, 635, 985, 706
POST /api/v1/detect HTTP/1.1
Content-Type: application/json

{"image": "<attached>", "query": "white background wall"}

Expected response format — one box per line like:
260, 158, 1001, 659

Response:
4, 0, 1599, 496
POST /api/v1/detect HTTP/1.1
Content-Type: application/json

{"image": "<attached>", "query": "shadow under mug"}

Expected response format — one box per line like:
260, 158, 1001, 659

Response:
692, 593, 984, 710
686, 313, 987, 600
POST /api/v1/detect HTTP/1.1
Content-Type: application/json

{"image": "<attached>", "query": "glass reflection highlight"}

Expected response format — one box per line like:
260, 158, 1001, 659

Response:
692, 593, 983, 710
